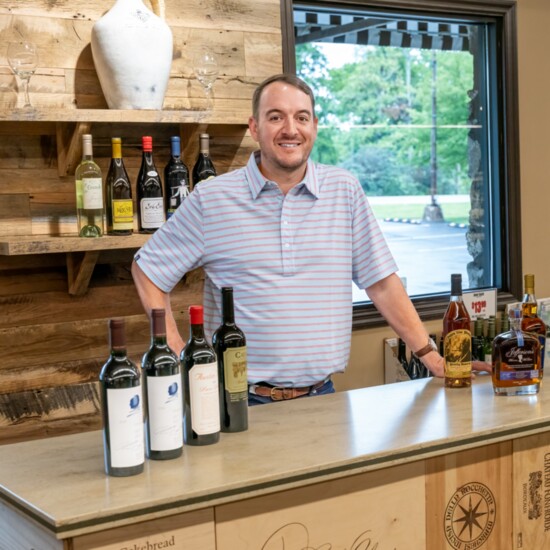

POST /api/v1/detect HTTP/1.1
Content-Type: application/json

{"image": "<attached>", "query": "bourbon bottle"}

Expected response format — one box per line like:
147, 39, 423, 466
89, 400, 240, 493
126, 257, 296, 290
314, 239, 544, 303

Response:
492, 308, 541, 395
521, 274, 546, 375
443, 273, 472, 388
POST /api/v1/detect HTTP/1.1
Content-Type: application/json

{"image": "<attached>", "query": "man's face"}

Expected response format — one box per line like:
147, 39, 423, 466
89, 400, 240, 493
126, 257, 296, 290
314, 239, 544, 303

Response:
249, 81, 318, 182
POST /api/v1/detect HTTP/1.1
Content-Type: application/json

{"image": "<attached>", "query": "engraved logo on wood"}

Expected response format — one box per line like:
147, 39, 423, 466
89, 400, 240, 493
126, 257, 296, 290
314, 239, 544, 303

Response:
444, 482, 496, 549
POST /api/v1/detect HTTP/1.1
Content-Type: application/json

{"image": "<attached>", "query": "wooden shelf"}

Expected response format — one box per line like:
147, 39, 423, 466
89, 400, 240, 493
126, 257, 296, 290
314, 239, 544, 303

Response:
0, 234, 149, 256
0, 234, 150, 295
0, 107, 247, 125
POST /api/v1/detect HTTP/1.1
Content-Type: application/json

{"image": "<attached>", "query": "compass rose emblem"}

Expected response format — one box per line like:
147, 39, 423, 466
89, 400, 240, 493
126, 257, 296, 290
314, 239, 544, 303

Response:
444, 482, 496, 549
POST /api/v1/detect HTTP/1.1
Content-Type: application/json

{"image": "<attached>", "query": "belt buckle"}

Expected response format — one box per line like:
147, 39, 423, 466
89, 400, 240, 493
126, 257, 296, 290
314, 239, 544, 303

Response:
270, 386, 285, 401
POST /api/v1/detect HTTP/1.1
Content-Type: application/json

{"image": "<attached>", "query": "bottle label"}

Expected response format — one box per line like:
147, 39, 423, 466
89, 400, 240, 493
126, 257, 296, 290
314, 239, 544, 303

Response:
106, 386, 144, 468
112, 199, 134, 229
444, 329, 472, 378
223, 346, 248, 397
189, 361, 220, 435
146, 374, 183, 452
140, 197, 164, 228
82, 177, 103, 209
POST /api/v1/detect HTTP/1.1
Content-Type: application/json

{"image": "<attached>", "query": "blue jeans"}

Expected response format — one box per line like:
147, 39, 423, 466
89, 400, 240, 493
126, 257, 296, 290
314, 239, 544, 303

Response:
248, 379, 335, 406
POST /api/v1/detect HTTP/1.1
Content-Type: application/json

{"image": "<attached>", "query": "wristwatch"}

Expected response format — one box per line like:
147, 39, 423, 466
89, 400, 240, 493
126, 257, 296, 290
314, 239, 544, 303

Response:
414, 337, 438, 358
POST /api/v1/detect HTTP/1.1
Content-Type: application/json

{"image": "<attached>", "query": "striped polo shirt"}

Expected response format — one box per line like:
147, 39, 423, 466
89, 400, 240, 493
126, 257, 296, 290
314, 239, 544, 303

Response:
135, 151, 397, 386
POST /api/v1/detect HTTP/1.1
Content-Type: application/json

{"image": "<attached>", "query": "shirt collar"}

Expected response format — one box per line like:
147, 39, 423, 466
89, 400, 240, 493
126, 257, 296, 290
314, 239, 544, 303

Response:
245, 151, 320, 200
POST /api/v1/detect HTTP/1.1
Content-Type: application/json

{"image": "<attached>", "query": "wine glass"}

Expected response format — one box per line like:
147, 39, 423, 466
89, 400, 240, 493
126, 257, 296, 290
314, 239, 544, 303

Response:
7, 41, 38, 108
193, 49, 219, 114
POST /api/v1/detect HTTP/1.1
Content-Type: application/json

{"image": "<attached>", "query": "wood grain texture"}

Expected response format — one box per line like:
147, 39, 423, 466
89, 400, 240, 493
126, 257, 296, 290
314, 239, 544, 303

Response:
0, 0, 281, 440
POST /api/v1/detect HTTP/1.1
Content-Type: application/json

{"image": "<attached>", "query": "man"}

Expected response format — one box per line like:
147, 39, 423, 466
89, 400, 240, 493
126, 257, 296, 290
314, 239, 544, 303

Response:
132, 73, 459, 404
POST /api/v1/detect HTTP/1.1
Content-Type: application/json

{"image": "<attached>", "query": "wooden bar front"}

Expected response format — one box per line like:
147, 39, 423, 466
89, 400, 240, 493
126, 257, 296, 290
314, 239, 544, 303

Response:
0, 375, 549, 549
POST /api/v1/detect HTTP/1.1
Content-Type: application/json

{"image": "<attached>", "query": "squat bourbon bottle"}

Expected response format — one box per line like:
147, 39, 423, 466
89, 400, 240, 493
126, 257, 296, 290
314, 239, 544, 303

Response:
492, 308, 541, 395
443, 273, 472, 388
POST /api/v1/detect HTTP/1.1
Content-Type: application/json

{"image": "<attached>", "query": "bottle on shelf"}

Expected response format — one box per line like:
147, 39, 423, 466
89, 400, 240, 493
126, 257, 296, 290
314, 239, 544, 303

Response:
212, 287, 248, 433
521, 274, 546, 375
397, 338, 410, 378
472, 318, 485, 361
192, 133, 216, 188
492, 308, 541, 395
181, 305, 220, 445
483, 317, 496, 364
99, 319, 144, 477
164, 136, 190, 220
137, 136, 165, 233
442, 273, 472, 388
141, 309, 183, 460
105, 137, 133, 235
75, 133, 105, 237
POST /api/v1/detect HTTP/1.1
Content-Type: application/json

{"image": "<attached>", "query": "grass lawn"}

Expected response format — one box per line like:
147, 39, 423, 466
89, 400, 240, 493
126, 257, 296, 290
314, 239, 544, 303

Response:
370, 202, 470, 225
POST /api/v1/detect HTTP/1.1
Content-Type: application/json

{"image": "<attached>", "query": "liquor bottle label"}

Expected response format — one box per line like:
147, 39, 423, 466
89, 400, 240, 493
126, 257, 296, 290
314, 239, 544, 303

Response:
82, 177, 103, 209
223, 346, 248, 395
444, 329, 472, 378
140, 197, 164, 228
106, 386, 144, 468
146, 374, 183, 451
189, 361, 220, 435
112, 199, 134, 229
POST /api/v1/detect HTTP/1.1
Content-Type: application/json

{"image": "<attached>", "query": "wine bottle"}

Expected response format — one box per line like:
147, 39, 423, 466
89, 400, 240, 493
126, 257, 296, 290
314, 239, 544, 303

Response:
442, 273, 472, 388
521, 273, 546, 374
142, 309, 183, 460
99, 319, 144, 477
192, 133, 216, 188
181, 305, 220, 445
212, 287, 248, 433
106, 137, 133, 235
75, 133, 104, 237
483, 317, 496, 364
164, 136, 190, 219
137, 136, 165, 233
397, 338, 410, 378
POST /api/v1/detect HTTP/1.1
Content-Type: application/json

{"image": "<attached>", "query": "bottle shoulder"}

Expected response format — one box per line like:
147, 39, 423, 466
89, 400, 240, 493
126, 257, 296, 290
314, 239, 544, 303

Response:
100, 356, 140, 382
142, 345, 179, 371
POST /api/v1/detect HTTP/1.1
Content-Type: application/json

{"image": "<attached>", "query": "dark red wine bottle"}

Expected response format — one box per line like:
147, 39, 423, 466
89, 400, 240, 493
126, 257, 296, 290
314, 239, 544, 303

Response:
142, 309, 183, 460
192, 133, 216, 188
212, 287, 248, 433
99, 319, 144, 477
164, 136, 190, 219
137, 135, 165, 233
181, 305, 220, 445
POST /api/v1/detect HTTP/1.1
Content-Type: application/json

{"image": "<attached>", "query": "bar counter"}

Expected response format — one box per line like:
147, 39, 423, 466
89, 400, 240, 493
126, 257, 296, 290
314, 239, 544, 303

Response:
1, 374, 549, 549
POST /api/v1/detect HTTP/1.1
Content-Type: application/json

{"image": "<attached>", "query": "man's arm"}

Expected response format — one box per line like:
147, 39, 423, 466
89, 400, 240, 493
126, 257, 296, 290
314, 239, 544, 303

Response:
131, 260, 185, 355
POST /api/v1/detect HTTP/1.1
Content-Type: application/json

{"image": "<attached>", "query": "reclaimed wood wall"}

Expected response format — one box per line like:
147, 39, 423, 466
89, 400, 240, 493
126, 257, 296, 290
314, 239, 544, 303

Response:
0, 0, 282, 443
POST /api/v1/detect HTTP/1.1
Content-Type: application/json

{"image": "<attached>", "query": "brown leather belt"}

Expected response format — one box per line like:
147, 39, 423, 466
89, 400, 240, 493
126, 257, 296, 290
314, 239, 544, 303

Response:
248, 379, 329, 401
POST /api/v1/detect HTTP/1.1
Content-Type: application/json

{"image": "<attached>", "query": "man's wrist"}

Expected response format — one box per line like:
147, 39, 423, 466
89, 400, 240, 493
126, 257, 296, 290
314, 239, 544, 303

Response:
414, 337, 438, 358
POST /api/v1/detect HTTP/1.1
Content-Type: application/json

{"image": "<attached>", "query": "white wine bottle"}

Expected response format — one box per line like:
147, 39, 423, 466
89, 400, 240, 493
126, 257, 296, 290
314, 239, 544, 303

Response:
75, 134, 105, 237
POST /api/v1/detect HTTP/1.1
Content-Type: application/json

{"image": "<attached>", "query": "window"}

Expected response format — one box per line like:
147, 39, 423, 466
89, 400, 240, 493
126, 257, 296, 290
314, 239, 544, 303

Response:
281, 0, 521, 327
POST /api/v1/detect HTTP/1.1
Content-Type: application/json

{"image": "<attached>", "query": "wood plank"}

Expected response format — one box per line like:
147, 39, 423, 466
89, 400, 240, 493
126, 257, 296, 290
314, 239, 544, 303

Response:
244, 32, 283, 75
512, 432, 550, 549
0, 194, 31, 236
72, 508, 216, 550
0, 0, 282, 33
56, 121, 92, 176
0, 234, 149, 255
67, 250, 101, 295
426, 442, 513, 550
216, 461, 426, 548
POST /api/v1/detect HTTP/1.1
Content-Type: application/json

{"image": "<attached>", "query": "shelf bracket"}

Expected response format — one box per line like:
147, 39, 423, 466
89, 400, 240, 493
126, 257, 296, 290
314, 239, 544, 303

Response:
66, 251, 100, 296
56, 121, 92, 177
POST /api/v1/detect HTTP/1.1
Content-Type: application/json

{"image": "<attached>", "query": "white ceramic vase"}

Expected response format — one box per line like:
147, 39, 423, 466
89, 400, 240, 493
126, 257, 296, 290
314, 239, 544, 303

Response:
91, 0, 173, 109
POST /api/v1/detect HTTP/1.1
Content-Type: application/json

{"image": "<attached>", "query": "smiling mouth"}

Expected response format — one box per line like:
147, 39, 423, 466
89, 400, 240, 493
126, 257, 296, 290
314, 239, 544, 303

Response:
279, 143, 300, 148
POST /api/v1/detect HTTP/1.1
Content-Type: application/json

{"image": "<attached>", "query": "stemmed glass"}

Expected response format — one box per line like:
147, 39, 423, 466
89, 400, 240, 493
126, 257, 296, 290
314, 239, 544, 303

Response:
7, 41, 38, 108
193, 49, 219, 114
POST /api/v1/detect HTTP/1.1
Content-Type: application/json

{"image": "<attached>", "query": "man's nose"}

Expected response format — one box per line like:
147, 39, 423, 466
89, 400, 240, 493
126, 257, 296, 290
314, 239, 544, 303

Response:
282, 117, 297, 134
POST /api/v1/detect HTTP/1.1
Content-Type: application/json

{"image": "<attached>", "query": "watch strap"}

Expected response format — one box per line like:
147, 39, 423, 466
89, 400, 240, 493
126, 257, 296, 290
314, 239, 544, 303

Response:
414, 338, 437, 358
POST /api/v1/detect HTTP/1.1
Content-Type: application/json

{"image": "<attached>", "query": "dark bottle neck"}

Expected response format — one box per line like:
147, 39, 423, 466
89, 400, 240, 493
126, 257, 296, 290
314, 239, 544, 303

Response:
151, 309, 168, 346
190, 323, 206, 340
221, 287, 235, 324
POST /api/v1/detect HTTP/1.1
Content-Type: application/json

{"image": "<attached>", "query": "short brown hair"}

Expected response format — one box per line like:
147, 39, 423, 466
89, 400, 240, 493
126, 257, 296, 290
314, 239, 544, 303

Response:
252, 74, 316, 120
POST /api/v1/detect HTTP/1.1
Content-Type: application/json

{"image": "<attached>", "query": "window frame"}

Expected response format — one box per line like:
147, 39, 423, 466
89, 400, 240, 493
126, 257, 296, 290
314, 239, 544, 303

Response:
280, 0, 522, 330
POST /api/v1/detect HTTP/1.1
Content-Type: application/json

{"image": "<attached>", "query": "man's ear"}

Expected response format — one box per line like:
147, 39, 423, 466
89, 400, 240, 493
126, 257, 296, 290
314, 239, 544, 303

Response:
248, 116, 259, 142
